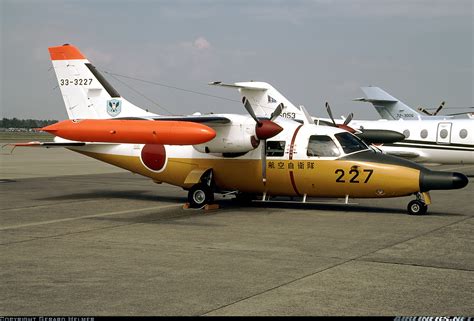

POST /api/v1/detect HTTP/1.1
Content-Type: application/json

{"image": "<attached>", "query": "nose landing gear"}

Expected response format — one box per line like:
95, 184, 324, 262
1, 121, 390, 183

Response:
407, 192, 430, 215
407, 200, 427, 215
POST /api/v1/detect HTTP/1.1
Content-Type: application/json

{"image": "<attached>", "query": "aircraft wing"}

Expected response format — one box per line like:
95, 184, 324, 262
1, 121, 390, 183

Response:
150, 115, 231, 124
8, 141, 87, 148
382, 149, 420, 159
446, 111, 474, 118
3, 141, 88, 153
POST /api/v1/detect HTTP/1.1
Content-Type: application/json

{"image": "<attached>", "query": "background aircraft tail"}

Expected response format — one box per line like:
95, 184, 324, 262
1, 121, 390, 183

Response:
210, 81, 304, 119
355, 86, 421, 120
49, 44, 156, 119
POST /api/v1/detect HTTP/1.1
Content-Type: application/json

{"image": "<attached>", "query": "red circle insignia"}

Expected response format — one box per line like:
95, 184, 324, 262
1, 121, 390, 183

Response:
141, 144, 166, 171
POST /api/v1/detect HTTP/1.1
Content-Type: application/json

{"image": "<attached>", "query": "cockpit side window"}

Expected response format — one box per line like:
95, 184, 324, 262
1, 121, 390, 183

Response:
266, 141, 286, 157
335, 132, 368, 154
307, 135, 340, 157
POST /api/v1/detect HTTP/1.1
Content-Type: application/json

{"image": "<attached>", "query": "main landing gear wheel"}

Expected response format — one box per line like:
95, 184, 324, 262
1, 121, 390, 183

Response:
188, 183, 214, 208
407, 200, 428, 215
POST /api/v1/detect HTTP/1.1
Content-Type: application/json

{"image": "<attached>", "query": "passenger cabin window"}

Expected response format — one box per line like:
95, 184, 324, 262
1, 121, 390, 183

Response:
266, 141, 286, 157
335, 132, 369, 154
307, 135, 340, 157
420, 129, 428, 139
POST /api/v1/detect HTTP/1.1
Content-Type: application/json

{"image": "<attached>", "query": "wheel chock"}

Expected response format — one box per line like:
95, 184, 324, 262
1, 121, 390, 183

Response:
182, 203, 219, 210
204, 204, 220, 210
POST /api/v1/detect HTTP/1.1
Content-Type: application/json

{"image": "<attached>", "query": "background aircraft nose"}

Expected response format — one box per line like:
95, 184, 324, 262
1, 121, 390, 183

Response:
420, 170, 469, 192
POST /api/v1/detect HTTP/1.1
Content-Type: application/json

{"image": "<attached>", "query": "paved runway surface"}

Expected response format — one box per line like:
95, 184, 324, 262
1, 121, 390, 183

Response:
1, 148, 473, 315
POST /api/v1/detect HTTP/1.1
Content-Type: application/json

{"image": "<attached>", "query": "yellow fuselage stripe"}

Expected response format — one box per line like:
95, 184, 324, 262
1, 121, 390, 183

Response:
74, 150, 421, 198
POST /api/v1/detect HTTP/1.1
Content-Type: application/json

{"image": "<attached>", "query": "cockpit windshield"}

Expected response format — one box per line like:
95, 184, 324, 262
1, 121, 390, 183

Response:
335, 132, 369, 154
307, 135, 341, 157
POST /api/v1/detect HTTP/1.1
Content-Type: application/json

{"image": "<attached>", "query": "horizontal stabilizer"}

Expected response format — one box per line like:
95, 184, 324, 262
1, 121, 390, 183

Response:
209, 81, 268, 91
357, 87, 398, 103
353, 97, 397, 103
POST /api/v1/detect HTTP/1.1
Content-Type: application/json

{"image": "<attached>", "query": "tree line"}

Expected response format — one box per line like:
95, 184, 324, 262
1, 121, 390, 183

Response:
0, 118, 58, 129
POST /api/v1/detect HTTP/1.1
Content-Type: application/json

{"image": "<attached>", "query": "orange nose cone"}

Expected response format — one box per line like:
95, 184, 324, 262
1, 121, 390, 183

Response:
198, 126, 216, 143
41, 121, 63, 133
166, 121, 216, 145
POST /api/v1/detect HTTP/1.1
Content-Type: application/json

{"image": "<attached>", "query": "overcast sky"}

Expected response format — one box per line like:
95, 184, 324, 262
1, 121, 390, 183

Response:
1, 0, 473, 120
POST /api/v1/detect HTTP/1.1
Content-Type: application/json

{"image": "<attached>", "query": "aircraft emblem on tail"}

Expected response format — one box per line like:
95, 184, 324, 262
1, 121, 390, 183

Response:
107, 99, 122, 117
267, 95, 277, 103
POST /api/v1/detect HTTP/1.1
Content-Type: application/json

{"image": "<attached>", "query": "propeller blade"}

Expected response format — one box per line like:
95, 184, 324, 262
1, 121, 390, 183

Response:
242, 97, 260, 124
270, 103, 284, 121
343, 112, 354, 126
433, 101, 445, 116
261, 140, 267, 184
418, 107, 433, 116
325, 102, 336, 126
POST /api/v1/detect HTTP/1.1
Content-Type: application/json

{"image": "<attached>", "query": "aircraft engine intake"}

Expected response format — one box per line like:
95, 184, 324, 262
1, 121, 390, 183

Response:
193, 127, 262, 154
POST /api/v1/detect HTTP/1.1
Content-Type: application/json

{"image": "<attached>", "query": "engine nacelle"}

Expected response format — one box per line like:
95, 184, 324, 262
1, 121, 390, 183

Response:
193, 116, 259, 153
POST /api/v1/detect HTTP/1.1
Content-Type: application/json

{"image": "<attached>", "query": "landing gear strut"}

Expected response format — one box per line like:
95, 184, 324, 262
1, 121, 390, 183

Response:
407, 192, 429, 215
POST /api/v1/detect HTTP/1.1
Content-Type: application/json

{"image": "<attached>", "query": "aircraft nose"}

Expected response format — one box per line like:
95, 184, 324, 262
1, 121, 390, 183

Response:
452, 172, 469, 189
420, 170, 469, 192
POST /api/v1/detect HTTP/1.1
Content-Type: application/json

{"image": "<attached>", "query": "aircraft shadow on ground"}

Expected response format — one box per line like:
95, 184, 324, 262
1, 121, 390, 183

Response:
87, 205, 226, 227
36, 189, 185, 203
222, 199, 464, 217
36, 190, 464, 217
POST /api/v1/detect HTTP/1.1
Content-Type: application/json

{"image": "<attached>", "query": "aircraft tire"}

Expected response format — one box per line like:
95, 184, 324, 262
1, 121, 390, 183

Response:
188, 184, 214, 208
407, 200, 428, 215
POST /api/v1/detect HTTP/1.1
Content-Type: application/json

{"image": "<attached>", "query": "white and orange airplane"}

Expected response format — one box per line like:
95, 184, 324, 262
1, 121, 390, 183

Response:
12, 44, 469, 215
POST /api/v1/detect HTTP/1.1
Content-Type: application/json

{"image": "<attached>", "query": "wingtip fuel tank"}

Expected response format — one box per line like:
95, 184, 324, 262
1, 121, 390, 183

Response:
42, 119, 216, 145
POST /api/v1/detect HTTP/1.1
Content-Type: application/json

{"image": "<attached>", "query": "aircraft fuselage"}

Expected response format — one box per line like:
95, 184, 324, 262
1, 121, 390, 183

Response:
348, 119, 474, 164
69, 122, 465, 199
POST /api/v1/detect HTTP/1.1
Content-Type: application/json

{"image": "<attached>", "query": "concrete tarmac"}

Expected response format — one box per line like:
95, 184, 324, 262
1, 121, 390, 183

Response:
1, 148, 473, 315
